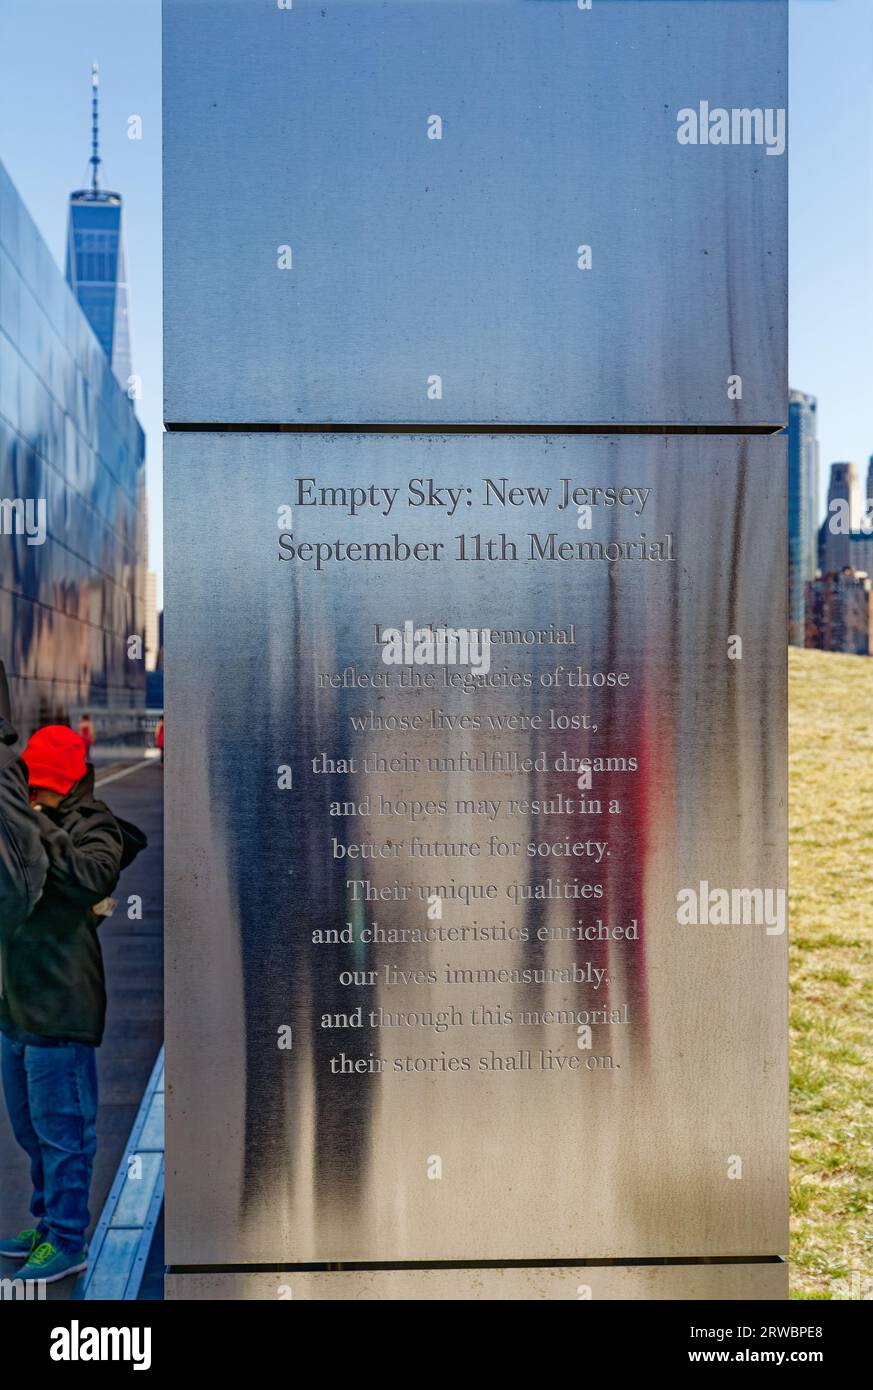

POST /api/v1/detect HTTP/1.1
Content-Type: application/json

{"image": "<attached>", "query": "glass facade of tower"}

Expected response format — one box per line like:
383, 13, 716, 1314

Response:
0, 156, 146, 740
65, 192, 132, 391
787, 389, 819, 646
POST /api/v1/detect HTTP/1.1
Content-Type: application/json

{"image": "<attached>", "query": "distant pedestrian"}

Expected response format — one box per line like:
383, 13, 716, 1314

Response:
155, 716, 164, 765
78, 713, 94, 759
0, 723, 146, 1286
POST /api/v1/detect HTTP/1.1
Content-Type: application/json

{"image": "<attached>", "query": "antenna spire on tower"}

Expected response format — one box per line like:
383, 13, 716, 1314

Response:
90, 61, 101, 194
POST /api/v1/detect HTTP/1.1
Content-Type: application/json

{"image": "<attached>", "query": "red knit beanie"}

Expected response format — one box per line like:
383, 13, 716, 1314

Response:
22, 725, 87, 795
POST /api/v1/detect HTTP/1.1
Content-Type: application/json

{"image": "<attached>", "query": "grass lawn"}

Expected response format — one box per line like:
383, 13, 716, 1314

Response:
789, 647, 873, 1298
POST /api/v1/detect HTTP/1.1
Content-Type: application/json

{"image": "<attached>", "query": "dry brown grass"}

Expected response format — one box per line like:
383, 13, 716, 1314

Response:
789, 647, 873, 1298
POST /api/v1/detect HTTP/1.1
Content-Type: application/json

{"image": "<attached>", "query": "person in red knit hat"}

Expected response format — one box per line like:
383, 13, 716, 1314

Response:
22, 725, 87, 801
0, 720, 146, 1287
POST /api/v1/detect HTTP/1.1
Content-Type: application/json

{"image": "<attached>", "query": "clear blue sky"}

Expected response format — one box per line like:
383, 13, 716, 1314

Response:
789, 0, 873, 512
0, 0, 870, 605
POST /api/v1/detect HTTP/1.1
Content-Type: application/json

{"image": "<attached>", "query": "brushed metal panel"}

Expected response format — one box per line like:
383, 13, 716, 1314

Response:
166, 1263, 788, 1301
163, 0, 787, 426
164, 432, 787, 1265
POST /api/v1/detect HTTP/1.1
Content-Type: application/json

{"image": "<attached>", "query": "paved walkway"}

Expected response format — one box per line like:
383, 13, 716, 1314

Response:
0, 760, 164, 1300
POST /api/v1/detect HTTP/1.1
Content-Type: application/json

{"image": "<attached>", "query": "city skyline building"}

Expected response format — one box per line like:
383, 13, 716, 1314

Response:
819, 461, 858, 576
806, 567, 873, 656
816, 459, 873, 586
853, 456, 873, 573
788, 389, 819, 646
849, 529, 873, 575
145, 569, 159, 671
64, 63, 132, 391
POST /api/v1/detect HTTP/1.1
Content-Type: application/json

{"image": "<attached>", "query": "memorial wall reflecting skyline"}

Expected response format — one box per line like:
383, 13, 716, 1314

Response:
0, 156, 146, 739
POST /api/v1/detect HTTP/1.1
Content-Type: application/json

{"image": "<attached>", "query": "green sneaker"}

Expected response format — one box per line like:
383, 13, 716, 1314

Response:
12, 1241, 87, 1285
0, 1228, 41, 1260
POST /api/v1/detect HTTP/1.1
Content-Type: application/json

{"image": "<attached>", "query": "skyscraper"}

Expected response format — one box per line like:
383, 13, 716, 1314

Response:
787, 389, 819, 646
849, 462, 873, 574
65, 64, 132, 391
819, 461, 857, 576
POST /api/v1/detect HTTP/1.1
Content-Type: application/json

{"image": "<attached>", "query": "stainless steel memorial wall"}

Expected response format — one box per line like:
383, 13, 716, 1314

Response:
164, 434, 788, 1296
0, 157, 147, 738
164, 0, 787, 428
163, 0, 788, 1301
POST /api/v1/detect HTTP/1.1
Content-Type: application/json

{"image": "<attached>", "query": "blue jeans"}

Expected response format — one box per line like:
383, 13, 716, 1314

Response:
1, 1034, 97, 1254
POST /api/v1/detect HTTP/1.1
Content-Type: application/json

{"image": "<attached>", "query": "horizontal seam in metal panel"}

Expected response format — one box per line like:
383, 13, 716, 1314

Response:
167, 1256, 786, 1274
163, 422, 785, 436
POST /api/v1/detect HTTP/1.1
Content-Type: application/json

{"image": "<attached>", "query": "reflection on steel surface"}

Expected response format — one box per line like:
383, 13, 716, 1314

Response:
0, 159, 146, 737
163, 0, 787, 426
165, 432, 787, 1266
